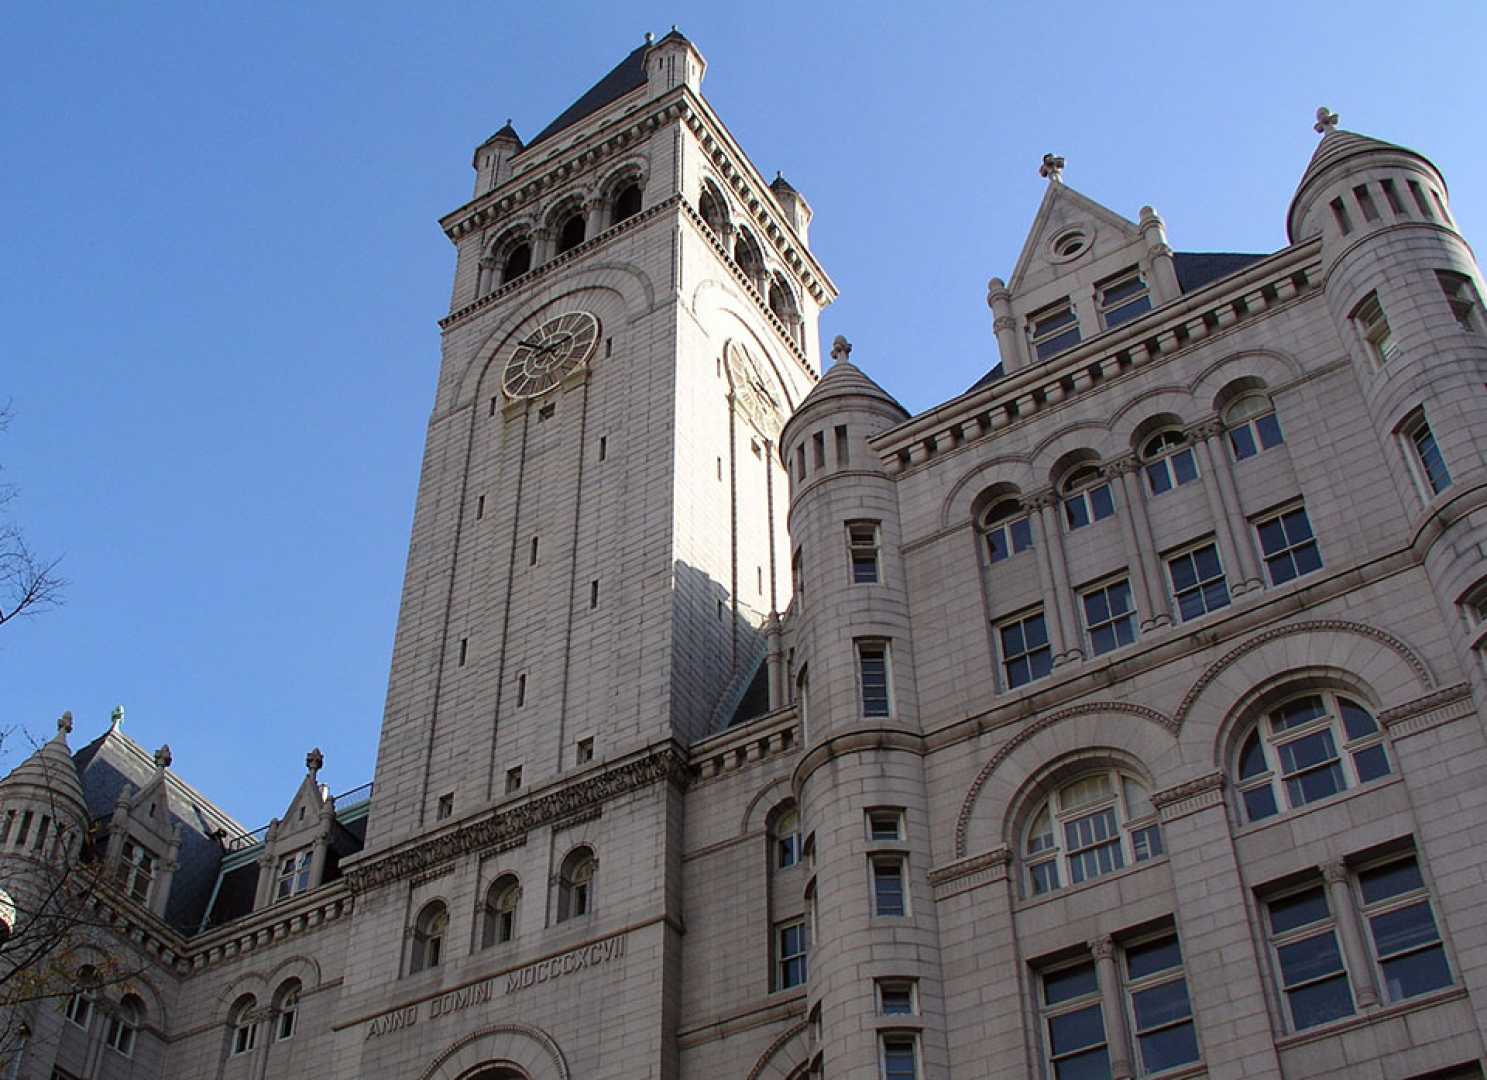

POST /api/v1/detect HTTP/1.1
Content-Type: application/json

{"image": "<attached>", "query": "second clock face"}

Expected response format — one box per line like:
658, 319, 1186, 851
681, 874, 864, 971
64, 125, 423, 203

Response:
501, 311, 601, 400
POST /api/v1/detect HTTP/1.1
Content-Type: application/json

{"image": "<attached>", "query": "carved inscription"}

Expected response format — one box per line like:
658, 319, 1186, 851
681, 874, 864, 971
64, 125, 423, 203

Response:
362, 933, 627, 1040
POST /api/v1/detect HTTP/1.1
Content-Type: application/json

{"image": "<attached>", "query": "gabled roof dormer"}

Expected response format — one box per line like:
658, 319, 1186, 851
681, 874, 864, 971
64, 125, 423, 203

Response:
105, 744, 185, 920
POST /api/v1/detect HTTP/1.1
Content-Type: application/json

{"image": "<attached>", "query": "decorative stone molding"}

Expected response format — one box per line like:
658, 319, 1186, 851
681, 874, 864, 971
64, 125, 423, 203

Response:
1152, 772, 1225, 822
745, 1019, 810, 1080
929, 847, 1011, 900
1321, 858, 1348, 885
993, 316, 1016, 333
953, 702, 1178, 858
415, 1022, 569, 1080
1187, 418, 1224, 441
343, 746, 690, 895
1173, 619, 1434, 727
1103, 454, 1141, 477
551, 806, 602, 834
1089, 935, 1115, 960
1379, 682, 1474, 738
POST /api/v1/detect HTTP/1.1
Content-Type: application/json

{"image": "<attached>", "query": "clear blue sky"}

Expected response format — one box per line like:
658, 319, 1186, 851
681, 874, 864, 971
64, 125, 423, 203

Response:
4, 1, 1485, 829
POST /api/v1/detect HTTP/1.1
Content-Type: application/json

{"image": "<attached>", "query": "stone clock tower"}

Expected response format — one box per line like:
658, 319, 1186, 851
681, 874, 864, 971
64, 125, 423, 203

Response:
334, 30, 835, 1079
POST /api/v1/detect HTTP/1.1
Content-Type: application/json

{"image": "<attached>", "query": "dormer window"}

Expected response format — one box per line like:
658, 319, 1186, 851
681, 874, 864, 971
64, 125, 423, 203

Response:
275, 848, 314, 902
1097, 268, 1152, 329
1030, 299, 1081, 361
116, 840, 154, 905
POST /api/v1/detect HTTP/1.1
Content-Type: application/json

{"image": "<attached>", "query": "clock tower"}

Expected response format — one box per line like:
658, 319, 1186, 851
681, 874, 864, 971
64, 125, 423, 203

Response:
337, 30, 835, 1079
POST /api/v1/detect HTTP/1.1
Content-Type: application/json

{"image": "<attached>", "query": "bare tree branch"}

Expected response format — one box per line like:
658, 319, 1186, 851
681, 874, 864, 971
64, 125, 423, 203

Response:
0, 403, 65, 628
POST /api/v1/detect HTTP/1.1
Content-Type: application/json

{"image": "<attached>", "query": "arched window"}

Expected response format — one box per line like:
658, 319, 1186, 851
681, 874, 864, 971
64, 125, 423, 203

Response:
1140, 430, 1198, 495
482, 875, 520, 947
410, 901, 448, 973
1234, 692, 1391, 824
1060, 465, 1114, 530
699, 185, 729, 236
1023, 770, 1162, 896
229, 995, 258, 1056
468, 1069, 529, 1080
768, 277, 798, 327
773, 807, 801, 869
64, 966, 98, 1030
612, 182, 642, 225
1224, 393, 1284, 461
734, 229, 765, 285
557, 847, 596, 921
105, 995, 142, 1057
273, 979, 300, 1042
501, 242, 532, 284
983, 499, 1033, 563
556, 212, 586, 254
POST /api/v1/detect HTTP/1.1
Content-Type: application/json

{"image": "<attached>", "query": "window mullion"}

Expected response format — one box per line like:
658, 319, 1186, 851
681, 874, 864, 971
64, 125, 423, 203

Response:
1089, 936, 1134, 1078
1322, 859, 1380, 1009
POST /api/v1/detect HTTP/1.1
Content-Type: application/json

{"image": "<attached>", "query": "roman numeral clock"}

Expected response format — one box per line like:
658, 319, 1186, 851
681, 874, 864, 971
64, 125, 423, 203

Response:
501, 311, 601, 399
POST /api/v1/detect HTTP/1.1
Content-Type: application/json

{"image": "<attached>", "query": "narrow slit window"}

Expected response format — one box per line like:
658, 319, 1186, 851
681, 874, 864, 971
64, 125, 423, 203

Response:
476, 495, 485, 520
530, 536, 539, 565
795, 444, 807, 481
812, 431, 826, 469
857, 641, 891, 717
1432, 188, 1451, 223
835, 424, 849, 465
489, 397, 498, 417
1353, 184, 1380, 223
1408, 179, 1434, 218
1330, 197, 1353, 235
589, 580, 600, 609
1439, 271, 1481, 332
847, 521, 881, 584
505, 766, 522, 793
1380, 177, 1406, 216
458, 638, 468, 666
1406, 413, 1452, 494
436, 793, 453, 820
576, 737, 594, 764
516, 673, 527, 707
598, 435, 608, 461
1353, 293, 1399, 364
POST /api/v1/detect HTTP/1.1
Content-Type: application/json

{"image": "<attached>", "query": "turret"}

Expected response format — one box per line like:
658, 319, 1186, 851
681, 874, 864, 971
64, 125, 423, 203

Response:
770, 172, 813, 244
472, 121, 523, 198
1299, 108, 1487, 674
644, 26, 706, 95
780, 337, 950, 1075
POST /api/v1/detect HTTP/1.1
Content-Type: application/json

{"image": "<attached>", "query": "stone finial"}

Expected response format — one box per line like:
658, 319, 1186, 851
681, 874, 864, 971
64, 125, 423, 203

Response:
829, 336, 852, 364
1039, 153, 1065, 183
110, 705, 124, 729
644, 30, 654, 44
1314, 106, 1339, 135
57, 711, 73, 736
154, 745, 172, 770
306, 747, 324, 776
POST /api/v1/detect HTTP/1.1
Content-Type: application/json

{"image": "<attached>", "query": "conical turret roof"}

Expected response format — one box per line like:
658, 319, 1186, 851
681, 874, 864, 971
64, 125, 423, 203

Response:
1, 716, 85, 815
1288, 118, 1438, 241
796, 355, 908, 416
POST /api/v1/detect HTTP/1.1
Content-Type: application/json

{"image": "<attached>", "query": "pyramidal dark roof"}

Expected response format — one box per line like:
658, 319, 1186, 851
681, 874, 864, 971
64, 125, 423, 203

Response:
525, 43, 651, 150
771, 172, 798, 196
484, 120, 523, 147
797, 358, 908, 416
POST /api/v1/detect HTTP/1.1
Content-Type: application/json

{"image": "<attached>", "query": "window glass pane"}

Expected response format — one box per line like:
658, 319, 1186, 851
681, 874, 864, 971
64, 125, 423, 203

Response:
1277, 931, 1345, 986
988, 527, 1011, 562
1104, 296, 1151, 328
1257, 519, 1286, 554
1173, 449, 1198, 484
1238, 732, 1267, 778
1011, 517, 1033, 553
1048, 1003, 1105, 1054
1131, 825, 1163, 861
1243, 785, 1278, 822
1230, 425, 1258, 460
1126, 936, 1181, 980
1000, 621, 1025, 655
1369, 901, 1440, 957
1272, 696, 1326, 731
1146, 461, 1172, 495
1269, 887, 1329, 934
1286, 760, 1346, 805
1256, 412, 1284, 448
1083, 589, 1111, 625
1090, 485, 1115, 520
881, 986, 914, 1014
1029, 647, 1053, 681
1359, 858, 1424, 904
1131, 979, 1193, 1029
1380, 946, 1451, 999
1293, 542, 1322, 576
1283, 508, 1314, 542
1169, 554, 1197, 593
1353, 744, 1391, 783
1122, 777, 1153, 819
1060, 773, 1112, 810
1024, 613, 1049, 649
1278, 729, 1337, 772
1288, 974, 1355, 1029
1066, 497, 1090, 529
1102, 276, 1146, 304
1044, 963, 1098, 1005
1030, 860, 1060, 895
1138, 1022, 1200, 1073
1053, 1047, 1112, 1080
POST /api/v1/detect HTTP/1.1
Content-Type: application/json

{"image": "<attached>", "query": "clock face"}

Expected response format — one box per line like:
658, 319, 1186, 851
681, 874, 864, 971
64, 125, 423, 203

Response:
501, 311, 601, 400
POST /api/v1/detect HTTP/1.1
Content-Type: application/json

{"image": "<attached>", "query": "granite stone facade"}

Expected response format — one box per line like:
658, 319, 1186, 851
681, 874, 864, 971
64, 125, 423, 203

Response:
6, 36, 1487, 1080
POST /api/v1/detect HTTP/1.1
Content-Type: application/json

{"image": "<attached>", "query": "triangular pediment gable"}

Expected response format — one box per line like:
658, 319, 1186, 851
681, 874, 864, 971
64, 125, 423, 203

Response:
1007, 182, 1142, 296
273, 771, 331, 845
129, 769, 179, 845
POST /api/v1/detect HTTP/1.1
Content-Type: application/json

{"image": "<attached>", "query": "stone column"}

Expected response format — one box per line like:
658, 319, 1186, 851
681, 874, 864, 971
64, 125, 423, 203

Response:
1194, 421, 1265, 593
1029, 491, 1079, 664
1090, 935, 1133, 1079
1139, 207, 1181, 304
986, 278, 1025, 373
1322, 858, 1379, 1008
1109, 458, 1169, 630
764, 614, 785, 710
584, 197, 606, 239
532, 226, 554, 266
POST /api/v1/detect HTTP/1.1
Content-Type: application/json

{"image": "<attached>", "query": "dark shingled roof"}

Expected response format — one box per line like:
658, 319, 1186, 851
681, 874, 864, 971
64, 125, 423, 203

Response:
526, 43, 650, 150
771, 172, 797, 196
1173, 251, 1269, 293
484, 120, 523, 147
964, 360, 1006, 396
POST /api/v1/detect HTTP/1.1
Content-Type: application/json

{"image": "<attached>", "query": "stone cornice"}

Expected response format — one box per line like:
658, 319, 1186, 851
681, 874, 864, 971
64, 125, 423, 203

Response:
1152, 772, 1225, 822
1379, 682, 1474, 737
928, 847, 1011, 901
342, 744, 691, 895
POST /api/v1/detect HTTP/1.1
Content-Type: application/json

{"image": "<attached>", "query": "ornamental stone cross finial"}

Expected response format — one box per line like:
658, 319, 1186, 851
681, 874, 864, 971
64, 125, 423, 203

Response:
58, 711, 73, 736
110, 705, 124, 729
154, 745, 172, 770
307, 747, 324, 776
830, 335, 852, 364
1314, 106, 1339, 135
1040, 153, 1065, 183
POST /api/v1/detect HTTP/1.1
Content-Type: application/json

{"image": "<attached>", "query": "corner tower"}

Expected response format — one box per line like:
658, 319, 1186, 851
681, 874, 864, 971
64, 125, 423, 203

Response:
340, 33, 835, 1080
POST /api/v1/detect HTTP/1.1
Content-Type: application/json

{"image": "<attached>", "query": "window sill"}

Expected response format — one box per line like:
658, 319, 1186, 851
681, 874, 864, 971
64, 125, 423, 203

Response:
1232, 773, 1403, 839
1013, 854, 1168, 911
1274, 984, 1467, 1049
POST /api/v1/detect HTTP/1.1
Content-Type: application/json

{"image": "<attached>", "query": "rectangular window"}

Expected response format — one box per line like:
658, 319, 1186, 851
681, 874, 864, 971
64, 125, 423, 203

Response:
717, 456, 723, 481
515, 673, 527, 707
795, 444, 807, 481
275, 848, 314, 901
1408, 415, 1452, 494
858, 641, 892, 717
812, 431, 826, 469
871, 856, 907, 917
1256, 506, 1322, 585
1167, 543, 1230, 622
475, 495, 485, 520
505, 766, 522, 794
116, 840, 155, 905
1358, 855, 1452, 1002
575, 737, 594, 764
1096, 268, 1152, 329
1266, 885, 1355, 1030
1354, 184, 1380, 223
1407, 179, 1434, 218
848, 521, 881, 584
1228, 408, 1285, 461
589, 579, 600, 608
986, 509, 1033, 563
458, 637, 468, 666
1354, 292, 1400, 364
835, 424, 850, 465
1439, 271, 1481, 333
436, 793, 453, 821
1040, 961, 1109, 1079
1063, 479, 1115, 531
776, 919, 809, 989
877, 979, 917, 1015
1030, 298, 1082, 361
232, 1020, 257, 1056
867, 808, 905, 841
598, 435, 607, 461
1124, 934, 1201, 1074
1380, 177, 1406, 216
529, 536, 539, 565
1000, 610, 1053, 689
881, 1035, 919, 1080
1330, 196, 1354, 235
1082, 578, 1137, 656
489, 397, 498, 417
792, 547, 805, 602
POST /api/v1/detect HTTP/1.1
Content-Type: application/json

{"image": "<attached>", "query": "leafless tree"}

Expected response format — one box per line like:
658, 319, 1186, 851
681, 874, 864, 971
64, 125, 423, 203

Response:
0, 403, 65, 629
